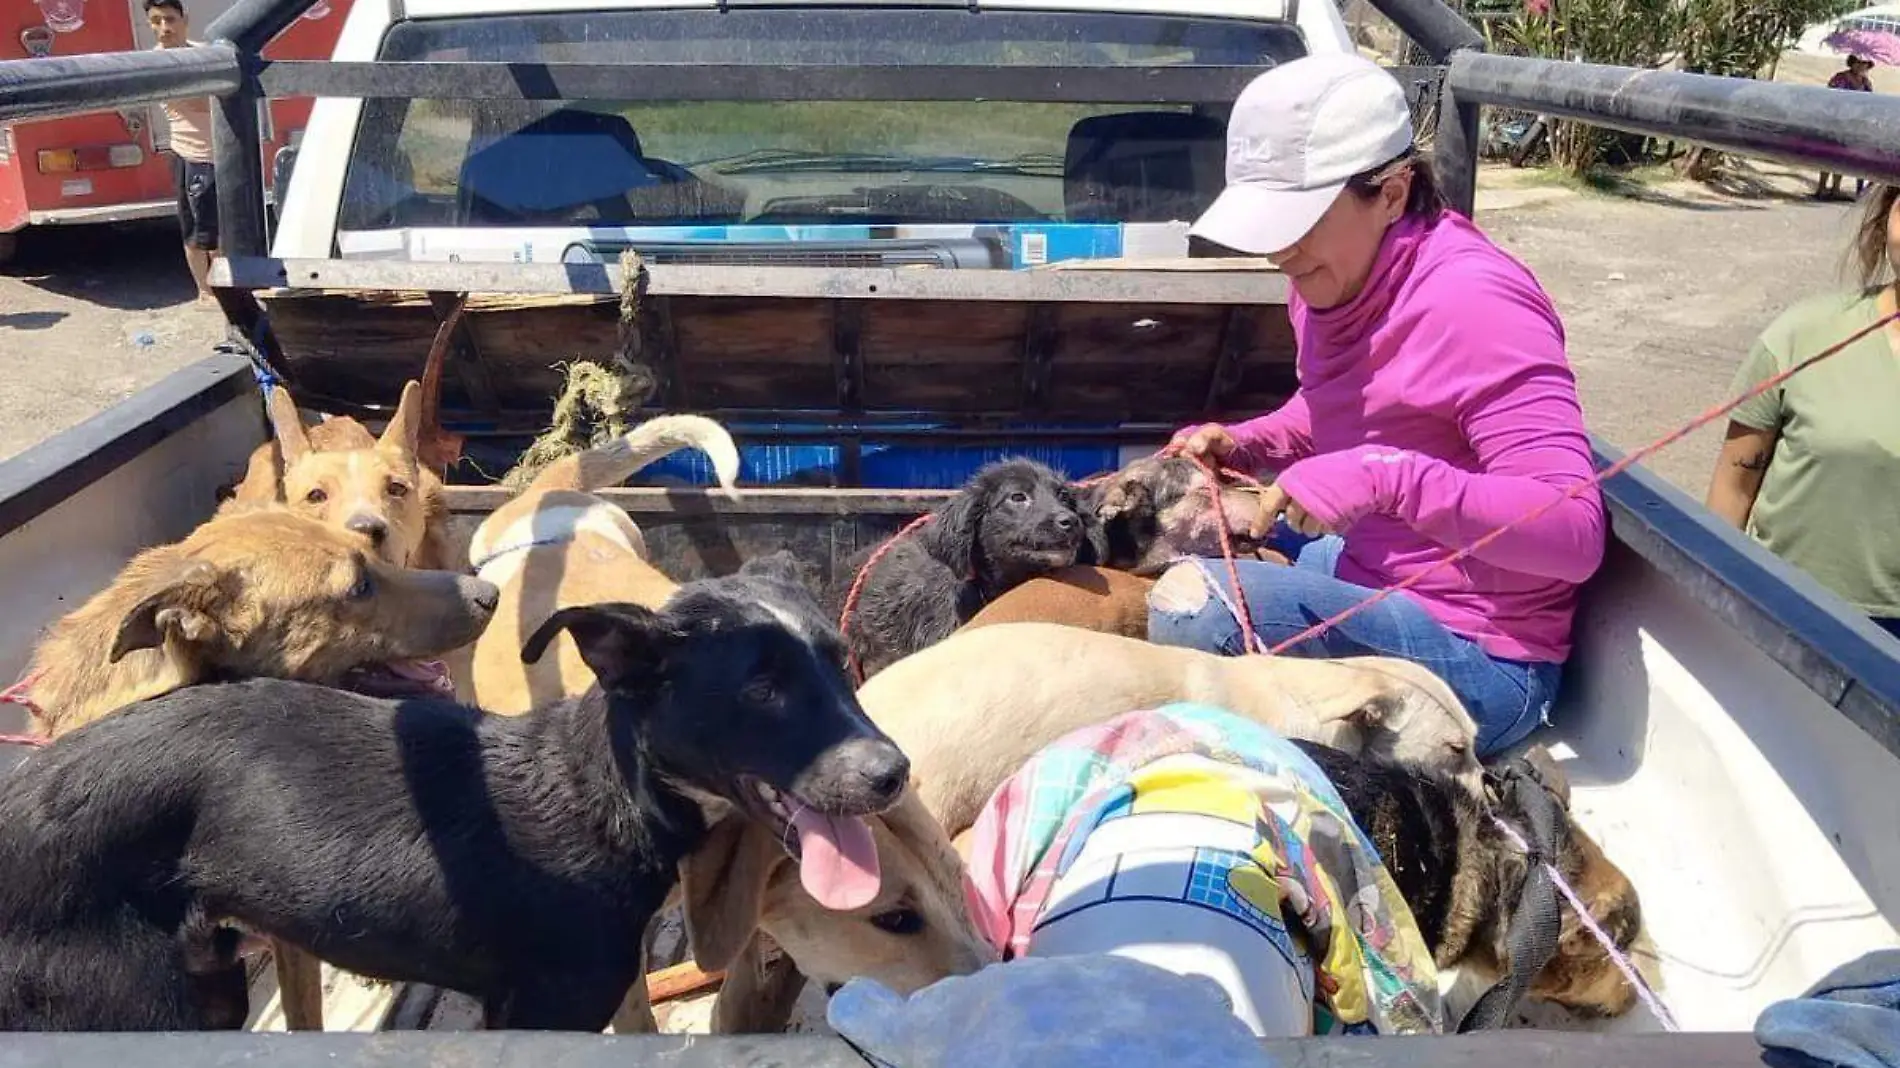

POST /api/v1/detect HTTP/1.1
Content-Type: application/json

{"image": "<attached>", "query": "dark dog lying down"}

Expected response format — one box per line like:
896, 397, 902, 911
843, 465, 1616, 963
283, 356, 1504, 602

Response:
0, 562, 909, 1032
1293, 742, 1643, 1019
838, 459, 1089, 680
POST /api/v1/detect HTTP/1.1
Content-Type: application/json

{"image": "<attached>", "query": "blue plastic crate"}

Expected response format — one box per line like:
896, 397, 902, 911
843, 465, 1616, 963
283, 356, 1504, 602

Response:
642, 436, 1119, 490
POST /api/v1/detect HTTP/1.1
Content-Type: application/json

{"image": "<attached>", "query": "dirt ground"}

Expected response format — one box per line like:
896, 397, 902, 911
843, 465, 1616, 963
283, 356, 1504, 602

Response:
0, 163, 1867, 494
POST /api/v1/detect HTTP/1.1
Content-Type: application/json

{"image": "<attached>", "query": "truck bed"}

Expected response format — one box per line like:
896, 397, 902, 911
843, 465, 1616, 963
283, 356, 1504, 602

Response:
3, 352, 1898, 1048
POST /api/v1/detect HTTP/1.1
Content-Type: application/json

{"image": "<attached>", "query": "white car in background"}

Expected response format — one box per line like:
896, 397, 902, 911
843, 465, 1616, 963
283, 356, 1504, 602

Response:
273, 0, 1362, 269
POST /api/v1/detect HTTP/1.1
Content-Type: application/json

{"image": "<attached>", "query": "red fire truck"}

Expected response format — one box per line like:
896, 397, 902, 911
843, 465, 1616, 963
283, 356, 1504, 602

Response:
0, 0, 349, 263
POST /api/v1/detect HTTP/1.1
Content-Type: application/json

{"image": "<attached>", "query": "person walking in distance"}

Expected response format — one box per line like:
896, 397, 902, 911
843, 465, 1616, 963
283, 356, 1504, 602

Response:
1819, 56, 1876, 201
147, 0, 219, 303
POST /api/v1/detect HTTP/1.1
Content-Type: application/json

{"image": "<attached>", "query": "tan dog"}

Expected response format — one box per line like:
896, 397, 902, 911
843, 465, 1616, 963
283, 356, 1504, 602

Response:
221, 383, 452, 570
678, 789, 993, 1031
24, 509, 497, 739
212, 379, 459, 1032
861, 623, 1483, 834
463, 415, 743, 716
960, 565, 1155, 639
24, 507, 498, 1035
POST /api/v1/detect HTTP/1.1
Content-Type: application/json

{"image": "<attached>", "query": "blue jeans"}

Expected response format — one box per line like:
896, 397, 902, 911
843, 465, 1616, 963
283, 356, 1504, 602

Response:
1147, 536, 1562, 758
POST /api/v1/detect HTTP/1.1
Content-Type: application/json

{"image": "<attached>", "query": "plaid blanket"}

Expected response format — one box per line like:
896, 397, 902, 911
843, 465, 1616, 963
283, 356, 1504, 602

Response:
961, 702, 1443, 1037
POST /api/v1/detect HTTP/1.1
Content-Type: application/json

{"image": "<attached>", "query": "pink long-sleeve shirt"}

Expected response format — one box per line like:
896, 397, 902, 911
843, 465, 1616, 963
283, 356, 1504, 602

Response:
1226, 212, 1605, 663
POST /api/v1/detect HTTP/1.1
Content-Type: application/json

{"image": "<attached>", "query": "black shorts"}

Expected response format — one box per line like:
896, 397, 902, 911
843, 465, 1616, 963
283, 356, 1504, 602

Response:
173, 155, 219, 250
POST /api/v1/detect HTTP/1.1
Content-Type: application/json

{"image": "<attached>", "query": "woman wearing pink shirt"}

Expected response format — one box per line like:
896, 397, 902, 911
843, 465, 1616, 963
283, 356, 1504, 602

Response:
1151, 54, 1605, 757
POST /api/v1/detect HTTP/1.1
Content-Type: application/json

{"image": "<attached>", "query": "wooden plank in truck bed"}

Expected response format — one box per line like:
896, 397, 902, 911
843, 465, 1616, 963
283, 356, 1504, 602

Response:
219, 258, 1298, 430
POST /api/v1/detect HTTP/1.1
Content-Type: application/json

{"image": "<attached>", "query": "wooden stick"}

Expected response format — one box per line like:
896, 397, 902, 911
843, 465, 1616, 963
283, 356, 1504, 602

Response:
645, 962, 725, 1004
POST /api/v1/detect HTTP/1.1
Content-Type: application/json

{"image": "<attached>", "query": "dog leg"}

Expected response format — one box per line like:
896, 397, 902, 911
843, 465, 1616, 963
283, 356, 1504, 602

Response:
272, 937, 327, 1031
710, 933, 806, 1034
610, 985, 658, 1034
486, 979, 627, 1032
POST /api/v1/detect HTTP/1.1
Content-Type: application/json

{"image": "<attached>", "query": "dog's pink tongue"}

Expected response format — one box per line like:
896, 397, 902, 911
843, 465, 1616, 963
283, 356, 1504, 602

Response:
387, 659, 454, 696
790, 809, 880, 911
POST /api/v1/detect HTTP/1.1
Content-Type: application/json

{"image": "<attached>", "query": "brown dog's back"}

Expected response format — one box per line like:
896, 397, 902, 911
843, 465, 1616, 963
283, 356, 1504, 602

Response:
960, 566, 1154, 640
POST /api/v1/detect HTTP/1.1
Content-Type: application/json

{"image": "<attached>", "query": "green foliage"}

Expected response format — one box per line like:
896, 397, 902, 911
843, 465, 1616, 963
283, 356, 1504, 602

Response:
1481, 0, 1860, 172
1676, 0, 1858, 77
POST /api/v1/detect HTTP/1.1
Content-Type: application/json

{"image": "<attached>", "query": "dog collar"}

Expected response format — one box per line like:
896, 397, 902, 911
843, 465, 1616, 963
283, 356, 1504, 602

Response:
469, 534, 574, 574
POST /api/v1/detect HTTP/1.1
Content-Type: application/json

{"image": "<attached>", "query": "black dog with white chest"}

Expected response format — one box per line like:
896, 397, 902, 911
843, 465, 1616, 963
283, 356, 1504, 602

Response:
0, 555, 908, 1032
837, 458, 1090, 680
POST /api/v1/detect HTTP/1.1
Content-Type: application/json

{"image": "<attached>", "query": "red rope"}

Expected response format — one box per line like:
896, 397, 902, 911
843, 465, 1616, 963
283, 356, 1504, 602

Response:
1260, 310, 1900, 656
0, 669, 48, 748
839, 512, 938, 684
1172, 451, 1265, 655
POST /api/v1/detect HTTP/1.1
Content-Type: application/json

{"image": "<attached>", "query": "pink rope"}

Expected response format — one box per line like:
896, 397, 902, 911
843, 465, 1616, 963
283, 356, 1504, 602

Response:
1489, 815, 1680, 1031
0, 670, 47, 748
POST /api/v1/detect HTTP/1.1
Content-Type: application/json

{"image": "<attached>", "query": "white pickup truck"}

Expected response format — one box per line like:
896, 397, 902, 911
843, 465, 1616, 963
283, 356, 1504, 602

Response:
1, 0, 1898, 1060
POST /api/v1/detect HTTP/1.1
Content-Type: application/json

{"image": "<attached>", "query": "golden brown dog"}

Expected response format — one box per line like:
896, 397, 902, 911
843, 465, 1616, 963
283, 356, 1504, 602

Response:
959, 565, 1156, 639
678, 789, 993, 1031
463, 414, 742, 716
25, 509, 497, 739
22, 507, 499, 1034
220, 383, 452, 571
210, 380, 460, 1032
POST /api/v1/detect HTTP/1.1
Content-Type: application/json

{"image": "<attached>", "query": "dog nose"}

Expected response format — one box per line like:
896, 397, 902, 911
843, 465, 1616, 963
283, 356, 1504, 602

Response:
797, 736, 911, 811
345, 514, 388, 545
858, 744, 910, 804
461, 577, 500, 613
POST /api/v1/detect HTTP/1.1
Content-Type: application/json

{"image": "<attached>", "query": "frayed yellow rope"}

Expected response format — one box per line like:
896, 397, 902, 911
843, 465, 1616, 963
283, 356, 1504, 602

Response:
499, 250, 657, 490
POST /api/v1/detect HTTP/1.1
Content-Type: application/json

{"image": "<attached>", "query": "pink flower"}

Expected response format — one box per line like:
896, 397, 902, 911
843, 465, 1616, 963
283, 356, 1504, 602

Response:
1525, 0, 1552, 15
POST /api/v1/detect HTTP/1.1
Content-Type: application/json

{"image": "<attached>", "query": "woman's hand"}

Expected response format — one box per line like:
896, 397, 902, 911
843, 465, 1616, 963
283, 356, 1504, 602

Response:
1172, 423, 1239, 461
1250, 482, 1337, 539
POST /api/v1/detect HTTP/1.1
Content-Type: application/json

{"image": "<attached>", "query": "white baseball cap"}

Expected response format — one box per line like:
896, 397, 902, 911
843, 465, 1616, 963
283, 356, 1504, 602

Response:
1191, 53, 1417, 255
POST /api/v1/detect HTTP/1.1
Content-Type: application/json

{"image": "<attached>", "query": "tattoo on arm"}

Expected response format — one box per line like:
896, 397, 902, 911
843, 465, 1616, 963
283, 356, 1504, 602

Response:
1733, 451, 1771, 473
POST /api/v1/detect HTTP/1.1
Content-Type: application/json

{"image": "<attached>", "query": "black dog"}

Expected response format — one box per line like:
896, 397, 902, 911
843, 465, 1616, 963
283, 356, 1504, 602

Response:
837, 459, 1089, 680
1292, 742, 1643, 1020
0, 556, 908, 1031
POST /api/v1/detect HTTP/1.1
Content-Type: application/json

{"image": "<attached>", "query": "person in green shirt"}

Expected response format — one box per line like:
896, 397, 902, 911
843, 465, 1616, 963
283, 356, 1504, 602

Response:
1706, 184, 1900, 640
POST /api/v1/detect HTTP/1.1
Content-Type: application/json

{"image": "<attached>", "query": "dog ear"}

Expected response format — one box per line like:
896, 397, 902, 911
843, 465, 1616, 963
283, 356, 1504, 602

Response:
227, 440, 286, 509
265, 384, 313, 467
378, 380, 424, 460
927, 485, 985, 574
1094, 477, 1147, 523
520, 602, 675, 688
110, 560, 225, 663
681, 814, 786, 972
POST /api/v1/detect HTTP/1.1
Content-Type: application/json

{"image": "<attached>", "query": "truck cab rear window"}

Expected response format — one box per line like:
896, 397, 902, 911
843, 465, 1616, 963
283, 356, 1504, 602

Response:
336, 9, 1303, 243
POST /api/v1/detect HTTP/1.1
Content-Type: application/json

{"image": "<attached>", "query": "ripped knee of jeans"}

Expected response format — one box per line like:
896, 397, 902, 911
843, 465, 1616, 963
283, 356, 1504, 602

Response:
1148, 561, 1213, 616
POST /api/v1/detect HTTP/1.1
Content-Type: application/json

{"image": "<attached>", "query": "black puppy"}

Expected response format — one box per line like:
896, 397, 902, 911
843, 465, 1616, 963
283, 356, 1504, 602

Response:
0, 557, 908, 1032
837, 458, 1089, 680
